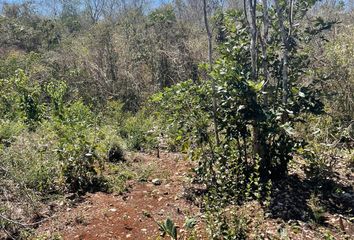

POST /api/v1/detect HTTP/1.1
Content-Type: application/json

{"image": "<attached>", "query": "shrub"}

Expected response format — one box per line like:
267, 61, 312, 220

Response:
108, 142, 125, 163
104, 100, 127, 129
296, 114, 354, 182
0, 129, 63, 194
106, 163, 135, 194
318, 25, 354, 121
46, 110, 104, 192
0, 119, 25, 147
121, 110, 157, 151
91, 124, 126, 162
205, 205, 248, 240
152, 10, 323, 204
0, 69, 43, 125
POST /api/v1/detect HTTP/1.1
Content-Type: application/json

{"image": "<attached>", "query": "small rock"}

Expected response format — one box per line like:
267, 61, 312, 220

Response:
109, 208, 117, 212
152, 189, 160, 195
179, 229, 186, 233
142, 210, 152, 218
152, 178, 162, 185
288, 219, 300, 226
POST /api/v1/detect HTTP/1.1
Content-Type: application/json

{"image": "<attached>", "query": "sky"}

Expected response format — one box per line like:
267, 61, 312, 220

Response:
0, 0, 173, 15
3, 0, 170, 5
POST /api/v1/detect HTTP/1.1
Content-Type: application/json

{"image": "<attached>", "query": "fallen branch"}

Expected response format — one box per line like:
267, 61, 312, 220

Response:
0, 214, 49, 227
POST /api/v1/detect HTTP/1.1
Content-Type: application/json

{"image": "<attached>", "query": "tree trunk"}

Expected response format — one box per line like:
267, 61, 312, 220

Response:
260, 0, 269, 104
203, 0, 220, 146
274, 0, 289, 105
247, 0, 258, 80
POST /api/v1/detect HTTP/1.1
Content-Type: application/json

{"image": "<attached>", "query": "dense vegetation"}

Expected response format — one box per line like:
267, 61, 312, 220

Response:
0, 0, 353, 239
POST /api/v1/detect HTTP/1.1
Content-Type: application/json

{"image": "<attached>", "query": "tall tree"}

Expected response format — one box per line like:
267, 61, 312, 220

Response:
274, 0, 289, 105
84, 0, 106, 23
246, 0, 258, 80
203, 0, 220, 146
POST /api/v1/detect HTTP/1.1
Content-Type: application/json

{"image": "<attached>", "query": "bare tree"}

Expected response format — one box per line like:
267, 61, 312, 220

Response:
85, 0, 106, 23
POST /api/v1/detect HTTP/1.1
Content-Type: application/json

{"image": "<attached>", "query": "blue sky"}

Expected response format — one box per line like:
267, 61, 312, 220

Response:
152, 0, 171, 6
4, 0, 170, 5
1, 0, 172, 14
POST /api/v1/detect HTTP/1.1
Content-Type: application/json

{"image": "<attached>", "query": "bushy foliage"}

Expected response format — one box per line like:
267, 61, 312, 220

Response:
315, 25, 354, 121
0, 119, 25, 147
0, 69, 135, 237
0, 129, 63, 193
121, 111, 157, 151
0, 71, 129, 194
296, 114, 354, 181
152, 9, 323, 205
1, 68, 47, 132
1, 1, 353, 239
205, 207, 248, 240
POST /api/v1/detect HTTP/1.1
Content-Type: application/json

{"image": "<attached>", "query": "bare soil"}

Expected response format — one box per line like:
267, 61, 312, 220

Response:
33, 152, 354, 240
35, 153, 205, 240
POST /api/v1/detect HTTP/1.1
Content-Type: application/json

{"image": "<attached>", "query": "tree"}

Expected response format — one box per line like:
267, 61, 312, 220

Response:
203, 0, 220, 145
154, 0, 326, 202
84, 0, 106, 23
274, 0, 290, 105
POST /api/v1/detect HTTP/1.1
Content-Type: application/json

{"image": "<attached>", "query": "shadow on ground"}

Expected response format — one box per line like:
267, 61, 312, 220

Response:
268, 174, 354, 222
264, 170, 354, 238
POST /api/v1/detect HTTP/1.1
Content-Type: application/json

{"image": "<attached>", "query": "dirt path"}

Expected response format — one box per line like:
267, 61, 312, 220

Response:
34, 152, 354, 240
35, 153, 204, 240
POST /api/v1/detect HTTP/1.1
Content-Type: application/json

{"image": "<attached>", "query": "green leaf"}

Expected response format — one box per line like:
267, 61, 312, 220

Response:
184, 218, 197, 230
247, 80, 264, 92
165, 218, 174, 231
171, 226, 177, 240
176, 135, 182, 141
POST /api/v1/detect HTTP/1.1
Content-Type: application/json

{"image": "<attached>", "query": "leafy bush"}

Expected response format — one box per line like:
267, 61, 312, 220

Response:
0, 70, 132, 195
205, 205, 248, 240
0, 119, 25, 147
0, 69, 43, 124
317, 25, 354, 121
296, 114, 354, 181
105, 163, 135, 194
152, 10, 323, 205
108, 142, 125, 162
93, 125, 126, 160
0, 129, 63, 194
104, 101, 127, 129
121, 110, 157, 151
43, 102, 105, 193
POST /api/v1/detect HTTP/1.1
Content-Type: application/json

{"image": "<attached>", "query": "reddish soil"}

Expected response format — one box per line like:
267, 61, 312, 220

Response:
36, 153, 205, 240
34, 152, 354, 240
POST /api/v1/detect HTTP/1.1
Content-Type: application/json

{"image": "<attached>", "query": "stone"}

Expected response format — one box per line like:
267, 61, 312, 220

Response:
152, 178, 162, 185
